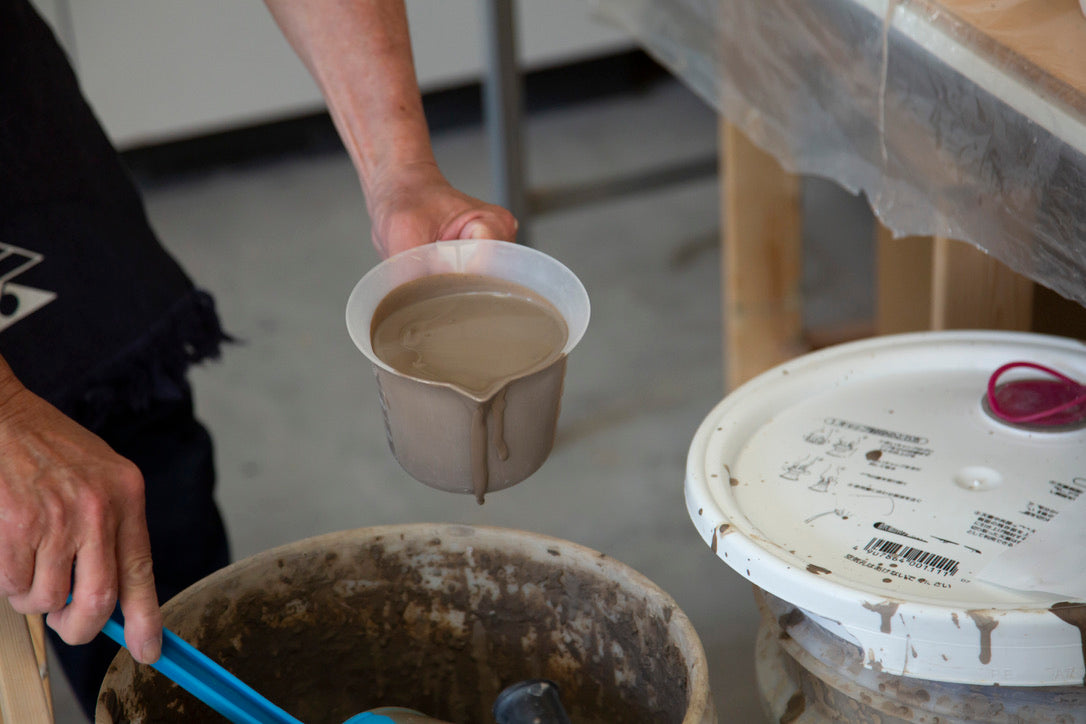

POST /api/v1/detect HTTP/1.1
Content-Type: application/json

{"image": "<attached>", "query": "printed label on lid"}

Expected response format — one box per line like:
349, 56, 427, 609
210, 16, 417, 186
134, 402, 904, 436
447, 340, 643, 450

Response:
728, 369, 1085, 602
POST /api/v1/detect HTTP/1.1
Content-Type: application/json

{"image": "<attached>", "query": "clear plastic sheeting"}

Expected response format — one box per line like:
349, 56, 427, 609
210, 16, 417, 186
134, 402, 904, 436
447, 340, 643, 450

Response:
588, 0, 1086, 307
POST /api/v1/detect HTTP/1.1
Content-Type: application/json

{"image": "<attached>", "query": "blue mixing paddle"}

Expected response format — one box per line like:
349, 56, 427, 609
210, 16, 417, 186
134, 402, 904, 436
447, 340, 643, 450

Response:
99, 604, 565, 723
100, 606, 397, 724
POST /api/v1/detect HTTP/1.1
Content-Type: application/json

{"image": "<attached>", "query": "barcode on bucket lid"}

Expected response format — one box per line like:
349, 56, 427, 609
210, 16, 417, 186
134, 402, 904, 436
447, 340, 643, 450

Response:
685, 331, 1086, 686
863, 537, 960, 577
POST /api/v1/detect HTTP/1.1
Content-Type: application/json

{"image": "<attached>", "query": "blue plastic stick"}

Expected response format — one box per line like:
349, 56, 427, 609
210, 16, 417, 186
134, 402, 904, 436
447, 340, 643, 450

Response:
100, 608, 394, 724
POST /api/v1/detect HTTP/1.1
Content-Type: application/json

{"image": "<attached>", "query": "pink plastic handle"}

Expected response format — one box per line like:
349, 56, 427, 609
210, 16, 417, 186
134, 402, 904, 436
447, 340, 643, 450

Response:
986, 361, 1086, 424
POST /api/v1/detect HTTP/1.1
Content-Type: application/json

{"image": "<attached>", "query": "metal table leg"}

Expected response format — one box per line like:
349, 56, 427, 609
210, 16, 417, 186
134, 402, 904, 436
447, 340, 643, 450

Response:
482, 0, 529, 245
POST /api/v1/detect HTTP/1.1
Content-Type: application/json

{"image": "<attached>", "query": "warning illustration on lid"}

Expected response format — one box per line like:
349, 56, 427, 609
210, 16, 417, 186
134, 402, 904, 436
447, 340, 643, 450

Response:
780, 455, 821, 481
741, 405, 1073, 593
790, 417, 932, 508
720, 350, 1086, 601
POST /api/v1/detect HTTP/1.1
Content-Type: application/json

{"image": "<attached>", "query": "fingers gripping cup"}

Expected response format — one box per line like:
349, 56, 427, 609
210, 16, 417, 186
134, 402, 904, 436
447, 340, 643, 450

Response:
346, 240, 589, 503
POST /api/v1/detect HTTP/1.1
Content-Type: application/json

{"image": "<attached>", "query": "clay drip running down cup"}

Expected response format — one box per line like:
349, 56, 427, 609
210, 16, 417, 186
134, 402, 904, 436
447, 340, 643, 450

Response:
346, 240, 589, 502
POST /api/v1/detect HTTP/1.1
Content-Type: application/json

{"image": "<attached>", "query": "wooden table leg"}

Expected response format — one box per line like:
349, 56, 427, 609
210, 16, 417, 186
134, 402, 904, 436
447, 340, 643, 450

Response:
724, 130, 1036, 388
877, 224, 1033, 333
0, 600, 53, 723
721, 121, 804, 390
876, 225, 934, 334
930, 235, 1033, 330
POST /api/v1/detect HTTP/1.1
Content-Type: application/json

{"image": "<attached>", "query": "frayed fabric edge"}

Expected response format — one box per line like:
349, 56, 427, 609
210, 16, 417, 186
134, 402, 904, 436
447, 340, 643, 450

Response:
59, 289, 234, 431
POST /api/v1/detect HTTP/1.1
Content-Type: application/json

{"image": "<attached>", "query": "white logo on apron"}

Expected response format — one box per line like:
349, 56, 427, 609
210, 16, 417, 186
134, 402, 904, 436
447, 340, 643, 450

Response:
0, 244, 56, 332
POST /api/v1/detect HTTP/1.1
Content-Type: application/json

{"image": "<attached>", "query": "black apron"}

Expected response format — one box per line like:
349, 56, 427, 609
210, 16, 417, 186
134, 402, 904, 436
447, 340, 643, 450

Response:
0, 0, 229, 427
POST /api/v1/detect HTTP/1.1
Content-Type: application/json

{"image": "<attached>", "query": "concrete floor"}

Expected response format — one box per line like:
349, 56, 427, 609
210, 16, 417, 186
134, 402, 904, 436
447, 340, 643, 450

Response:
49, 72, 873, 722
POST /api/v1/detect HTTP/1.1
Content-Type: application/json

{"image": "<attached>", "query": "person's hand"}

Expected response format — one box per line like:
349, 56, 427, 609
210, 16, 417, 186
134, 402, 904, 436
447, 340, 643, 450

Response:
0, 379, 162, 664
366, 160, 518, 258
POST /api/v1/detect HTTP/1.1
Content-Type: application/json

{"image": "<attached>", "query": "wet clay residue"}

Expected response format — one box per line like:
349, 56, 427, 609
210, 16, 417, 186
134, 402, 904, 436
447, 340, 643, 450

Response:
370, 274, 567, 398
966, 611, 999, 665
806, 564, 831, 576
99, 536, 690, 724
1050, 601, 1086, 685
779, 691, 805, 723
469, 388, 509, 503
710, 523, 731, 554
862, 601, 900, 634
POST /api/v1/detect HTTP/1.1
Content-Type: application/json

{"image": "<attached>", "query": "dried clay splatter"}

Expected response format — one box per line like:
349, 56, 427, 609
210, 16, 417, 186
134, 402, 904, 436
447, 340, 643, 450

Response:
966, 611, 999, 665
710, 523, 731, 553
863, 601, 900, 634
1050, 601, 1086, 685
779, 692, 806, 723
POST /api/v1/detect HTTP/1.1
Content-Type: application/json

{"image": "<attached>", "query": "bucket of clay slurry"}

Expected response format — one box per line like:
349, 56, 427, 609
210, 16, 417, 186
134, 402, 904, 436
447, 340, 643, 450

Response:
686, 331, 1086, 722
97, 524, 715, 723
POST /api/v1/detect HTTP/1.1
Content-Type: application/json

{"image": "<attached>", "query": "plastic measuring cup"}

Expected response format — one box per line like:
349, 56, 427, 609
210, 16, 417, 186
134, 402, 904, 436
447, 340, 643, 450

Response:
346, 239, 589, 500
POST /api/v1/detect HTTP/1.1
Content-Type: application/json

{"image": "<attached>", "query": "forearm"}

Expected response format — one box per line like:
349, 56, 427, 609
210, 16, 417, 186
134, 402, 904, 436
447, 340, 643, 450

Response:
264, 0, 439, 198
266, 0, 517, 256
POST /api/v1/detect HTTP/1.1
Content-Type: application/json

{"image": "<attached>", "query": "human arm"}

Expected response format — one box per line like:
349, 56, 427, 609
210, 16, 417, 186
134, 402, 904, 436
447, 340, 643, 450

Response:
0, 356, 162, 663
264, 0, 517, 258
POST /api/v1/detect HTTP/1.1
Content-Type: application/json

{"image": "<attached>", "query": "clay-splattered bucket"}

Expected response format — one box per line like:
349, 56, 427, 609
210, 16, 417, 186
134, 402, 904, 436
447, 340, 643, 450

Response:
96, 524, 715, 723
686, 332, 1086, 722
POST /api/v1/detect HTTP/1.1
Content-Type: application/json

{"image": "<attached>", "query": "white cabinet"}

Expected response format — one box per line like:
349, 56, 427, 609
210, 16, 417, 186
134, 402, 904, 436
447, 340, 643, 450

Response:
33, 1, 630, 149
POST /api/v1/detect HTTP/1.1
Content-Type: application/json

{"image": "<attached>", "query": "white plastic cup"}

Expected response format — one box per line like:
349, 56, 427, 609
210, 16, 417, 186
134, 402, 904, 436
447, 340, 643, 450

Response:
346, 239, 589, 498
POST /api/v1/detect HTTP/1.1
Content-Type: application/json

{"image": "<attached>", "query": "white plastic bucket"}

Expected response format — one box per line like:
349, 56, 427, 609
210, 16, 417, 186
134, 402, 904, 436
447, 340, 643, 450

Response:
686, 331, 1086, 721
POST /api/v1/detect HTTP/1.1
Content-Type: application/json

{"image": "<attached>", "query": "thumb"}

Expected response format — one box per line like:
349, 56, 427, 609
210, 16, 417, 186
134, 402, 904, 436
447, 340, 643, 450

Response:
445, 205, 518, 242
454, 210, 518, 242
461, 218, 498, 240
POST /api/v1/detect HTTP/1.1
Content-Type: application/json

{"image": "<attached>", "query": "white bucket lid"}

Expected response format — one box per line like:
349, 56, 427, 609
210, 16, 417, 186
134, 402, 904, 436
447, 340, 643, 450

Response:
686, 331, 1086, 686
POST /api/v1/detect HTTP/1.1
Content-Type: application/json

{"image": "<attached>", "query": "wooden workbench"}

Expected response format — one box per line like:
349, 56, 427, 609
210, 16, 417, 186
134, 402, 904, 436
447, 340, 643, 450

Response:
597, 0, 1086, 388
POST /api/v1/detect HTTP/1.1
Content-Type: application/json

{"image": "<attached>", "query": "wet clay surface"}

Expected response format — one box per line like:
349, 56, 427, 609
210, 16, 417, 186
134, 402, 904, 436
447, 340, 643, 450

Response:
370, 274, 568, 399
100, 534, 690, 723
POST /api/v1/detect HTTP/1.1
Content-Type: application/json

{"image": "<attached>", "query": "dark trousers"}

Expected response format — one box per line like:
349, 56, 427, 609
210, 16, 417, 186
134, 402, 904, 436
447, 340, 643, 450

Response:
49, 384, 231, 720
